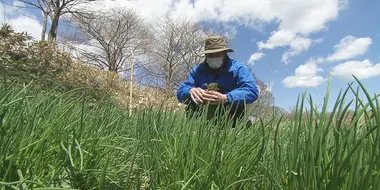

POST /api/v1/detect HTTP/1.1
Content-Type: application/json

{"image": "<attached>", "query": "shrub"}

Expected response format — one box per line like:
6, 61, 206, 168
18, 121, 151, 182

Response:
0, 24, 184, 112
0, 24, 72, 87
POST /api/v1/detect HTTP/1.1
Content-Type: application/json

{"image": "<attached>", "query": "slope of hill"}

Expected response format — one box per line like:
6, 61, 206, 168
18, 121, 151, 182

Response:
1, 24, 184, 113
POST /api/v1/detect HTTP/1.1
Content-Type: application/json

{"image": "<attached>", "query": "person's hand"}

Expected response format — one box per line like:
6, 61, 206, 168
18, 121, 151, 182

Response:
189, 87, 206, 104
202, 91, 228, 105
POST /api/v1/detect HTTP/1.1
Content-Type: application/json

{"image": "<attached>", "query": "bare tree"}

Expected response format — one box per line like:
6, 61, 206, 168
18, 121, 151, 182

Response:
68, 8, 152, 73
246, 75, 276, 119
13, 0, 103, 42
142, 13, 232, 93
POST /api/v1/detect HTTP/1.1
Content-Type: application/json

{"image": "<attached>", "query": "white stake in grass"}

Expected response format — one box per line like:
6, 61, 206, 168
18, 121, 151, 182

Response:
129, 51, 134, 117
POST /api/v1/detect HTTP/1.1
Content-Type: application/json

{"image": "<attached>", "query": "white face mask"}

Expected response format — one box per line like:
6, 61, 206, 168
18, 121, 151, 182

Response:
207, 57, 224, 69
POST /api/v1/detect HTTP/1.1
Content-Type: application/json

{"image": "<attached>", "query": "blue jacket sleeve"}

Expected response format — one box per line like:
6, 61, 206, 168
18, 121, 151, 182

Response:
226, 66, 259, 105
177, 69, 196, 104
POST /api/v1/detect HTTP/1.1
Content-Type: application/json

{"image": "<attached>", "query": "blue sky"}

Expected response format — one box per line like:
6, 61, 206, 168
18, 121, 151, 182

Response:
1, 0, 379, 112
231, 0, 380, 111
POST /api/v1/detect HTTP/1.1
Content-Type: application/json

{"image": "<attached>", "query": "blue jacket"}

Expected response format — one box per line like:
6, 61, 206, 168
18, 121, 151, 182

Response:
177, 56, 259, 105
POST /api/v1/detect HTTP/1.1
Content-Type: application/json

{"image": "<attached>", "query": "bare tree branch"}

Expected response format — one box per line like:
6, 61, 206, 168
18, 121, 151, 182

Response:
13, 0, 105, 42
66, 7, 152, 73
141, 13, 234, 92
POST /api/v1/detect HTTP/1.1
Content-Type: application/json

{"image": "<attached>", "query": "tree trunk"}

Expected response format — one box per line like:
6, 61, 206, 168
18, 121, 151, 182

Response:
165, 75, 172, 93
41, 12, 48, 41
47, 12, 60, 43
109, 59, 117, 72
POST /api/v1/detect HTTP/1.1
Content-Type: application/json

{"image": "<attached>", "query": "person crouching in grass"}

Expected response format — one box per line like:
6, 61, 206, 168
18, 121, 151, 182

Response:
177, 36, 259, 128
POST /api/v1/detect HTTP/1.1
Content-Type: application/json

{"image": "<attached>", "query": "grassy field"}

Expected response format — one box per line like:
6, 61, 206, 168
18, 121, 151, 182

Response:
0, 77, 379, 190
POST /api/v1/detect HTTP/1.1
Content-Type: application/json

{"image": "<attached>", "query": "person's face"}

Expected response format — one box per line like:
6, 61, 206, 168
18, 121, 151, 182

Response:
205, 51, 226, 69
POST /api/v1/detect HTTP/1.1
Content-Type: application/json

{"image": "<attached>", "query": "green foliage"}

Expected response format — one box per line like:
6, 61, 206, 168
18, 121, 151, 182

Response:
0, 24, 72, 88
0, 75, 379, 189
205, 82, 220, 91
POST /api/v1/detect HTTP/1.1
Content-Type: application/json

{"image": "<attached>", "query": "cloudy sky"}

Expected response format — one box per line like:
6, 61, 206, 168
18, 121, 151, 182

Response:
1, 0, 380, 111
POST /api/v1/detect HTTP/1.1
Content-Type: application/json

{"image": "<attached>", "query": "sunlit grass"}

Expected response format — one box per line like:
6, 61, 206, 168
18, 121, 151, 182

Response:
0, 75, 379, 189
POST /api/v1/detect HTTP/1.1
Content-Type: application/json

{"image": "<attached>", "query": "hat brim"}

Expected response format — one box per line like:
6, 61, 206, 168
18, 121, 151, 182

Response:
197, 48, 234, 56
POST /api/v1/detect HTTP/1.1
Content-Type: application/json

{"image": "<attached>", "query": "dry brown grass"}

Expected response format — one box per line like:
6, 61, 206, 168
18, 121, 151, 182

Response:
58, 60, 185, 112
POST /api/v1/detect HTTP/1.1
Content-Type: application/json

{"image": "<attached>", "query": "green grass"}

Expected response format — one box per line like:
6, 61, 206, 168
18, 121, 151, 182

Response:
0, 76, 379, 190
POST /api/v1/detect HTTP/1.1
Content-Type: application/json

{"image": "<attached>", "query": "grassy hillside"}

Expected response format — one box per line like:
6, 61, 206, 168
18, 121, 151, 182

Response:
0, 24, 183, 114
0, 75, 379, 189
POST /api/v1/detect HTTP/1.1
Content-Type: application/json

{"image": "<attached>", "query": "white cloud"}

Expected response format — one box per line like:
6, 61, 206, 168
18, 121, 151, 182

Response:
59, 39, 101, 60
221, 24, 238, 39
1, 1, 22, 18
282, 36, 312, 64
327, 36, 372, 62
8, 16, 42, 40
11, 1, 26, 7
275, 0, 343, 35
74, 0, 173, 25
258, 32, 323, 64
258, 30, 296, 50
331, 59, 380, 81
74, 0, 348, 65
314, 38, 325, 44
69, 0, 346, 64
295, 61, 322, 76
309, 57, 325, 64
0, 3, 4, 23
80, 0, 345, 32
5, 0, 346, 42
0, 1, 42, 40
282, 75, 325, 88
257, 0, 345, 63
282, 58, 326, 88
248, 52, 265, 65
